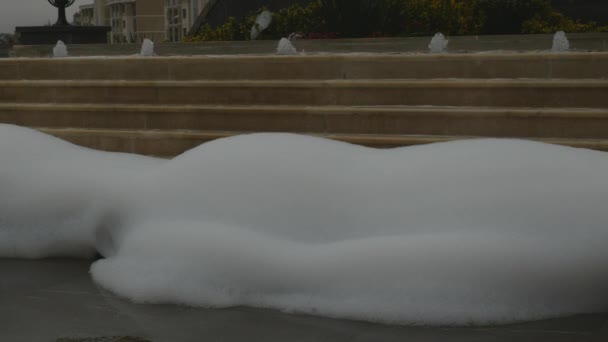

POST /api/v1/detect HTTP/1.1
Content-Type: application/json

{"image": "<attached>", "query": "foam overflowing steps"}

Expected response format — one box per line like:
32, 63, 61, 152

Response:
34, 128, 608, 157
0, 52, 607, 156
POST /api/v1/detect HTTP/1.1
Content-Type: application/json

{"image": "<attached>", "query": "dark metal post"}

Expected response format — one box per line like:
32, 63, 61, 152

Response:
47, 0, 76, 26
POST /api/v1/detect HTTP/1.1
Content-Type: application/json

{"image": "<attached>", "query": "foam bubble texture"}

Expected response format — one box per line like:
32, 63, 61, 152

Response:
2, 124, 608, 325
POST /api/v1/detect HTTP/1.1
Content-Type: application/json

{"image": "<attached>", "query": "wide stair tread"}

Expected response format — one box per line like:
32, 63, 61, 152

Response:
3, 104, 608, 139
1, 79, 607, 108
4, 102, 608, 114
3, 78, 607, 86
2, 52, 607, 80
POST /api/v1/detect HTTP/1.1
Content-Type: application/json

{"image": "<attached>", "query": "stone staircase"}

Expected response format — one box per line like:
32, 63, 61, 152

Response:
1, 52, 608, 157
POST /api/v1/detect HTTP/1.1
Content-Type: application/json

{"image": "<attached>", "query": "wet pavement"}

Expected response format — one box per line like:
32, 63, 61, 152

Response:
1, 259, 607, 342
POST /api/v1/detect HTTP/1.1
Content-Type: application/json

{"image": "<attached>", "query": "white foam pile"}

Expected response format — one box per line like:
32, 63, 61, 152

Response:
0, 125, 163, 258
1, 124, 608, 325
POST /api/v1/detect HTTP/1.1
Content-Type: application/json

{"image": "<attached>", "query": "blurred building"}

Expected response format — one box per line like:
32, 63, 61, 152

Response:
73, 4, 95, 26
74, 0, 207, 43
166, 0, 210, 42
105, 0, 137, 43
136, 0, 166, 43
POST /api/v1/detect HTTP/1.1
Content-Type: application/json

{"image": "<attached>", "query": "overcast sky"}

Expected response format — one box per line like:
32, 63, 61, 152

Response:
0, 0, 85, 34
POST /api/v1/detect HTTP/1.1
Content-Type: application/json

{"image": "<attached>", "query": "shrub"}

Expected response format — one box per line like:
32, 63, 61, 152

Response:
522, 11, 597, 34
400, 0, 484, 36
187, 0, 602, 42
476, 0, 553, 34
255, 2, 324, 39
185, 17, 238, 41
315, 0, 405, 37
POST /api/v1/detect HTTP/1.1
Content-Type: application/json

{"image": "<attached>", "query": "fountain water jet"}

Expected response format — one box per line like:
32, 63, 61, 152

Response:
52, 40, 68, 58
251, 11, 273, 40
552, 31, 570, 52
429, 33, 448, 53
140, 39, 155, 57
277, 37, 297, 55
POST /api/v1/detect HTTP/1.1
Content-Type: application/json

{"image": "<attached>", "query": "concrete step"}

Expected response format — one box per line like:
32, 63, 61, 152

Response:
2, 79, 607, 108
3, 104, 608, 139
36, 128, 608, 157
1, 53, 607, 80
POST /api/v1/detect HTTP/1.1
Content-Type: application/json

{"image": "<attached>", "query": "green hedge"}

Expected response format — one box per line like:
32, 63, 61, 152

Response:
187, 0, 603, 42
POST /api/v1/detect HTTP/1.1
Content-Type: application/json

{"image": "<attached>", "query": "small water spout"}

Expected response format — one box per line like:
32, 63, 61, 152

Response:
251, 10, 273, 40
53, 40, 68, 58
429, 33, 448, 53
140, 39, 155, 57
552, 31, 570, 52
277, 37, 297, 55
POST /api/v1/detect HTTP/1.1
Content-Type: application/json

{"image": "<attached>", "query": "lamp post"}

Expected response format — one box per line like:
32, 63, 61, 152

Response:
48, 0, 76, 26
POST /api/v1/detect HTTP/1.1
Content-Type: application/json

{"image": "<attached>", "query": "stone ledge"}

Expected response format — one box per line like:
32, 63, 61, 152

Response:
15, 26, 111, 45
10, 32, 608, 57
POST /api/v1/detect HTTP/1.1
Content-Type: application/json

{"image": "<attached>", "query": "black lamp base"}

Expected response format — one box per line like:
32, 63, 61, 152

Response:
15, 26, 111, 45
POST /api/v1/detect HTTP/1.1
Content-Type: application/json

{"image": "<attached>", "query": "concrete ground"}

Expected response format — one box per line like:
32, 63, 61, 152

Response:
1, 259, 607, 342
